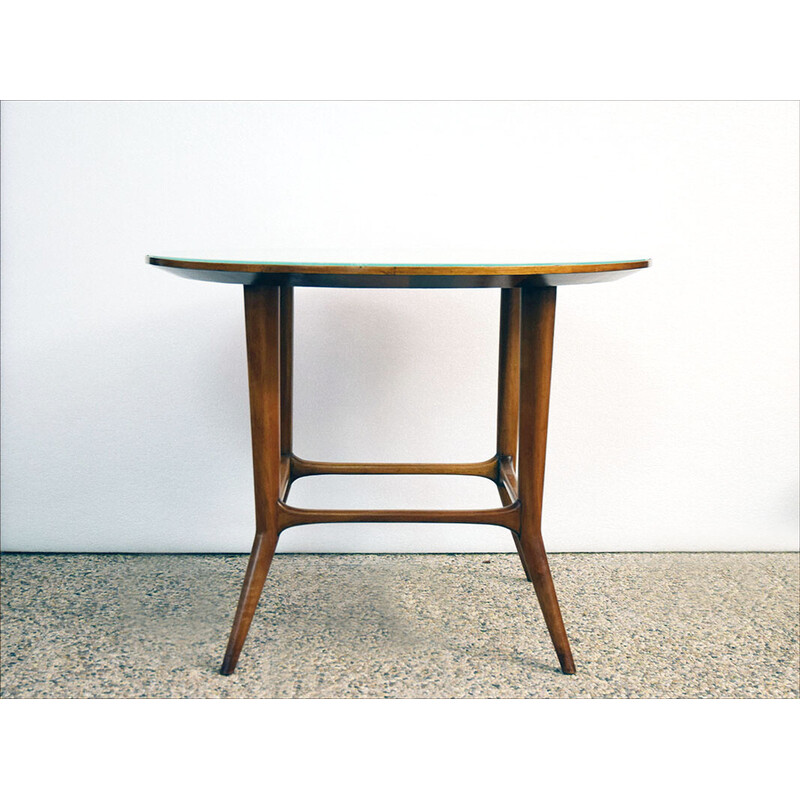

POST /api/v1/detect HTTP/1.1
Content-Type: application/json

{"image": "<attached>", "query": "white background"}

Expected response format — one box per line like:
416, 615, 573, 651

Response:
1, 101, 797, 552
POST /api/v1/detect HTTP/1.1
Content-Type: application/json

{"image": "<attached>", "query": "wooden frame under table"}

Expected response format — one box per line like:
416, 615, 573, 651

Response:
149, 256, 649, 675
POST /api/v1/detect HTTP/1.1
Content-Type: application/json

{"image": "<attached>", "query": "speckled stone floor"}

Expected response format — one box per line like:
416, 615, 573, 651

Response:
1, 553, 797, 699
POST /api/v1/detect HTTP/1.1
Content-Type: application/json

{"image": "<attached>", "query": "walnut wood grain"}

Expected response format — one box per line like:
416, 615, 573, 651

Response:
280, 286, 293, 456
291, 455, 498, 480
496, 288, 531, 582
149, 255, 648, 289
220, 285, 282, 675
517, 286, 575, 674
150, 255, 647, 676
497, 288, 521, 467
277, 500, 520, 532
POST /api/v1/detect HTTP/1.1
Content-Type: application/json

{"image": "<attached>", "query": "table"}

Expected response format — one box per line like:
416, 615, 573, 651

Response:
149, 254, 649, 675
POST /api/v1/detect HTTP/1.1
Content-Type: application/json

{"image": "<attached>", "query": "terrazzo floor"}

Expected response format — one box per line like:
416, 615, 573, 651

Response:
1, 553, 797, 699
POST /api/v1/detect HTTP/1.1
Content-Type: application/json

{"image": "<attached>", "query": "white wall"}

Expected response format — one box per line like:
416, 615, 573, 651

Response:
1, 101, 797, 552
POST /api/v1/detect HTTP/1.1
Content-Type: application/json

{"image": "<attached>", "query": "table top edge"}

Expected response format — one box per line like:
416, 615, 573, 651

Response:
147, 256, 651, 276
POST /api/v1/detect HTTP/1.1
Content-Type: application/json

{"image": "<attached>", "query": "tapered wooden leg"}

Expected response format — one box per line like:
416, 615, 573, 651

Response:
280, 285, 293, 456
497, 288, 521, 465
497, 288, 531, 581
220, 531, 279, 675
221, 284, 282, 675
509, 531, 532, 582
517, 285, 575, 674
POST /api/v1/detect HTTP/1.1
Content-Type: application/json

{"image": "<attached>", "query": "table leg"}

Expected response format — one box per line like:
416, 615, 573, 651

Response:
280, 285, 293, 457
220, 284, 282, 675
517, 285, 576, 674
497, 287, 531, 581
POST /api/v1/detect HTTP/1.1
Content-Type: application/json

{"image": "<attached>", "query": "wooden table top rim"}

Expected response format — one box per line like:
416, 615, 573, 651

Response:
148, 256, 650, 276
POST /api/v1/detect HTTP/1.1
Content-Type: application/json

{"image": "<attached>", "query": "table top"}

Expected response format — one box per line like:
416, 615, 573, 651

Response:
149, 252, 650, 289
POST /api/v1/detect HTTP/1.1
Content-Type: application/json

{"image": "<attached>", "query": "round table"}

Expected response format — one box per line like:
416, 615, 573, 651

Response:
149, 254, 649, 675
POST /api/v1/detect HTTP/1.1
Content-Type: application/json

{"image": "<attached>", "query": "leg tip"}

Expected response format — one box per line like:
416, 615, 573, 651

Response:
220, 655, 237, 675
559, 657, 576, 675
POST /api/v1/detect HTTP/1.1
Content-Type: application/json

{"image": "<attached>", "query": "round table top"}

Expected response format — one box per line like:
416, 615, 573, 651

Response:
148, 252, 650, 289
